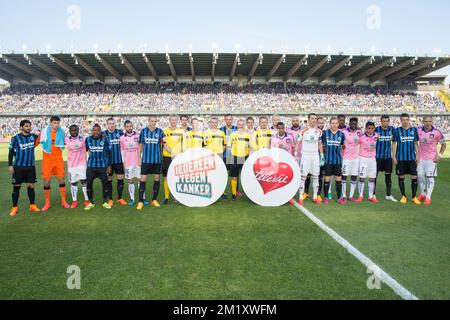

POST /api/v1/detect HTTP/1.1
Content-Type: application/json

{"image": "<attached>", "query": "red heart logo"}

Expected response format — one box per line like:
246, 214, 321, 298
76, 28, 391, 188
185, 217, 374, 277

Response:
253, 156, 294, 195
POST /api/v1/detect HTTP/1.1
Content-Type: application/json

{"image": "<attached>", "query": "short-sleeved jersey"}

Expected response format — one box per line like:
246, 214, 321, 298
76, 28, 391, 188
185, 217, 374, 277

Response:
342, 128, 362, 160
65, 135, 87, 168
184, 131, 205, 150
103, 129, 123, 164
9, 133, 38, 167
418, 127, 444, 161
394, 127, 419, 161
322, 130, 345, 165
163, 127, 184, 157
120, 132, 140, 168
86, 136, 111, 168
375, 126, 396, 159
299, 127, 322, 156
252, 129, 274, 150
270, 132, 294, 154
204, 129, 226, 154
229, 131, 251, 157
139, 127, 165, 164
359, 133, 378, 158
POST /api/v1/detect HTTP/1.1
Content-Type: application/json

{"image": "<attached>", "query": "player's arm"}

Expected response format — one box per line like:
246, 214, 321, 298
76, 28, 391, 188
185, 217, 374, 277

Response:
8, 139, 15, 174
436, 132, 447, 162
414, 129, 420, 164
392, 141, 398, 165
120, 138, 126, 165
106, 139, 112, 174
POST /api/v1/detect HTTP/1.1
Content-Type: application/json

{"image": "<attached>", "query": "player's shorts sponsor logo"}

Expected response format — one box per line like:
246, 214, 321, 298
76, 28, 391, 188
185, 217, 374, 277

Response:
241, 148, 301, 206
168, 148, 227, 207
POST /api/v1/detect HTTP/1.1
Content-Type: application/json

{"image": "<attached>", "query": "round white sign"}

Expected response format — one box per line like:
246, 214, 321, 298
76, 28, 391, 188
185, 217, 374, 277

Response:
167, 148, 228, 207
241, 148, 301, 206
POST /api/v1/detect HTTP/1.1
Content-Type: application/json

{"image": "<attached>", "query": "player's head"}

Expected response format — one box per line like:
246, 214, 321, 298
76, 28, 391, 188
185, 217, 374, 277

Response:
246, 117, 254, 129
308, 113, 318, 127
20, 119, 32, 134
148, 116, 157, 129
237, 118, 245, 129
291, 116, 300, 129
272, 114, 281, 127
400, 113, 410, 128
422, 116, 433, 129
365, 121, 375, 135
169, 115, 178, 127
276, 122, 285, 136
69, 125, 79, 138
337, 115, 346, 128
106, 117, 116, 131
259, 116, 268, 129
380, 115, 390, 128
50, 115, 61, 130
329, 117, 339, 131
349, 117, 358, 131
191, 118, 200, 131
225, 114, 233, 126
124, 120, 133, 134
180, 115, 189, 127
209, 117, 219, 129
92, 124, 101, 138
317, 117, 325, 130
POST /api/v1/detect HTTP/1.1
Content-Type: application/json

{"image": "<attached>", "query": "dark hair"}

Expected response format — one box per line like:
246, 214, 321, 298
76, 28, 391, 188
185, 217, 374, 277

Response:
124, 120, 132, 126
329, 117, 338, 123
106, 117, 115, 123
69, 124, 79, 131
92, 123, 101, 129
308, 113, 317, 119
317, 116, 324, 121
380, 115, 390, 121
400, 113, 409, 119
366, 121, 375, 128
20, 119, 31, 127
338, 114, 346, 119
180, 115, 189, 120
246, 116, 254, 122
224, 114, 233, 118
349, 117, 358, 123
276, 122, 285, 128
50, 115, 60, 122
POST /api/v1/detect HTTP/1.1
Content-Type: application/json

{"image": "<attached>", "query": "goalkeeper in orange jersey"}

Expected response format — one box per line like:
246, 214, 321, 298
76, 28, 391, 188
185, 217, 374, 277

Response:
36, 115, 69, 211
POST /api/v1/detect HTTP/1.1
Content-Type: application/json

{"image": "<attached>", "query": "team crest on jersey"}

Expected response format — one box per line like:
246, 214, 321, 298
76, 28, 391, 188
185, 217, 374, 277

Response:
30, 136, 34, 142
430, 134, 435, 139
74, 143, 79, 148
134, 137, 138, 142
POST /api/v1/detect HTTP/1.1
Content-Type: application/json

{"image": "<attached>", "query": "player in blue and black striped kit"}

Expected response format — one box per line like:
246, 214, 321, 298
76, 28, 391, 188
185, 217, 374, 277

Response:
8, 120, 41, 216
85, 124, 112, 210
103, 118, 126, 206
136, 116, 172, 210
393, 113, 420, 205
375, 115, 398, 202
321, 117, 346, 205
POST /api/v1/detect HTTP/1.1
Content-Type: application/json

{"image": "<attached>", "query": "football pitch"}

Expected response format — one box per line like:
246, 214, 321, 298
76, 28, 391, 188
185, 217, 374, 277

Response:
0, 144, 449, 300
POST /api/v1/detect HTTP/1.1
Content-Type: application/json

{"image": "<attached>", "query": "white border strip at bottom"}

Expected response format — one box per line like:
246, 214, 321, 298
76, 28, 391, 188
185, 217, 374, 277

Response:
293, 202, 419, 300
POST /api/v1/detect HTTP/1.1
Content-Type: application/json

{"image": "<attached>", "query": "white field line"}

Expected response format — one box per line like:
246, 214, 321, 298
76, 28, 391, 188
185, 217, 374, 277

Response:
292, 202, 419, 300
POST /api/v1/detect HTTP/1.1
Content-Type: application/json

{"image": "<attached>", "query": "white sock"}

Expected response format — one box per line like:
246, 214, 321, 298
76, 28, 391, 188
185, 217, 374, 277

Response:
358, 181, 365, 197
70, 185, 78, 201
341, 179, 347, 198
312, 176, 319, 199
299, 177, 306, 200
426, 177, 435, 199
368, 181, 375, 198
350, 180, 357, 198
129, 182, 135, 201
81, 185, 88, 201
419, 175, 427, 196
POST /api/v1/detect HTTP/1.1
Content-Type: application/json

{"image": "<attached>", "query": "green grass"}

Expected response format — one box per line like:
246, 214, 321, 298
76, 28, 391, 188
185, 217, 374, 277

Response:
0, 143, 449, 299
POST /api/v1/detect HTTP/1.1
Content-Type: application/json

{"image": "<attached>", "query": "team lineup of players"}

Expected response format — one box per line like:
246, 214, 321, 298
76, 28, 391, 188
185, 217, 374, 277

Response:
8, 112, 447, 216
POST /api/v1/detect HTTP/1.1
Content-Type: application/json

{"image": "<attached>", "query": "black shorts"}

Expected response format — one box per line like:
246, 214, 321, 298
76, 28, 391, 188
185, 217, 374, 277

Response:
87, 167, 108, 182
108, 163, 124, 176
377, 158, 393, 173
162, 156, 172, 177
229, 156, 247, 178
324, 164, 342, 177
396, 160, 417, 176
141, 163, 162, 175
12, 166, 36, 185
319, 165, 326, 177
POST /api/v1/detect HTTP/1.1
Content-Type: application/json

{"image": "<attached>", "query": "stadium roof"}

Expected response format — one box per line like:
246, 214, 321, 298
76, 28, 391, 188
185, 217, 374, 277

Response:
0, 52, 449, 85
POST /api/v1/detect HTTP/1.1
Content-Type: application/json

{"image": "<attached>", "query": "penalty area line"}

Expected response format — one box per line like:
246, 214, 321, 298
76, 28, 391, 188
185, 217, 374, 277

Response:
292, 202, 419, 300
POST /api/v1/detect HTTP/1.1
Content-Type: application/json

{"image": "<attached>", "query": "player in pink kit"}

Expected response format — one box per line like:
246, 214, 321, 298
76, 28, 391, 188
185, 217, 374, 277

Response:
270, 122, 295, 155
65, 125, 89, 208
356, 122, 379, 203
120, 120, 141, 206
341, 117, 362, 201
417, 116, 447, 205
